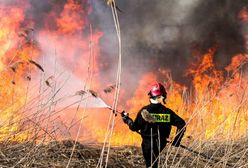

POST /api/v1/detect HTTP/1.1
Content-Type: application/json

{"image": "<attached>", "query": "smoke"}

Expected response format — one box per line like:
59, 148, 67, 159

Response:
0, 0, 97, 104
90, 0, 247, 90
187, 0, 247, 67
1, 0, 247, 97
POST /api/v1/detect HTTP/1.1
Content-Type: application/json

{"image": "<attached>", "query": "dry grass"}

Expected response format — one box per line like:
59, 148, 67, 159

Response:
0, 138, 248, 167
0, 48, 247, 167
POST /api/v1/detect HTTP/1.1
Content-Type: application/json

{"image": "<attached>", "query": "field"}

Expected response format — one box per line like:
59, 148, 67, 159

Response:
0, 1, 247, 168
0, 137, 248, 167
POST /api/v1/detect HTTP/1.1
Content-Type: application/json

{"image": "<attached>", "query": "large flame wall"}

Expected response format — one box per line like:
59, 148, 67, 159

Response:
0, 1, 247, 146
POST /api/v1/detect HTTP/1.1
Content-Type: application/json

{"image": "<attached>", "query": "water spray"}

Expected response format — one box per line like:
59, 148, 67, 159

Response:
87, 89, 123, 116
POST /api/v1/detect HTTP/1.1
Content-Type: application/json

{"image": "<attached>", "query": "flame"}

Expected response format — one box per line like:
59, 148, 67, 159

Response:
56, 0, 87, 34
185, 48, 224, 99
0, 4, 41, 141
0, 7, 24, 70
0, 0, 102, 142
0, 0, 247, 147
239, 7, 248, 22
126, 50, 247, 142
39, 0, 102, 79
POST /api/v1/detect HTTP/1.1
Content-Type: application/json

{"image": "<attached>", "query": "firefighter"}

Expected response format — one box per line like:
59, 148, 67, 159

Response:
121, 82, 186, 168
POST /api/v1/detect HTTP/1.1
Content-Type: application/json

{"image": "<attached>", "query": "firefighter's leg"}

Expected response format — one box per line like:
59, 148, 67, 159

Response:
152, 142, 159, 168
142, 138, 152, 168
142, 139, 159, 168
154, 139, 167, 167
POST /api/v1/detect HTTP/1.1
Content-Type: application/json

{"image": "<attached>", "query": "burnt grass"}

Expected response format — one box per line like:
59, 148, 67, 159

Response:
0, 138, 247, 168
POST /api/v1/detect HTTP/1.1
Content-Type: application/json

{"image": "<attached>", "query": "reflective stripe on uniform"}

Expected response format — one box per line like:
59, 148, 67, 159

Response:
150, 113, 170, 122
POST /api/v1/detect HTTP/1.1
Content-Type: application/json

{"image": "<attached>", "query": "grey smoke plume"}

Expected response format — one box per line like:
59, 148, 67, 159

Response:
90, 0, 247, 88
1, 0, 247, 94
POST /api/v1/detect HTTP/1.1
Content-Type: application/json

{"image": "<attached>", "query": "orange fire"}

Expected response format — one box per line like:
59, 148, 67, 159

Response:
0, 1, 247, 147
0, 0, 102, 142
125, 50, 247, 143
0, 4, 41, 141
239, 7, 248, 22
56, 0, 87, 34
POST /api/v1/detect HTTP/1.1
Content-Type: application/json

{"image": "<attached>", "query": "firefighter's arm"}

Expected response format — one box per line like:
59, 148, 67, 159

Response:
170, 110, 186, 147
121, 111, 133, 125
121, 110, 142, 132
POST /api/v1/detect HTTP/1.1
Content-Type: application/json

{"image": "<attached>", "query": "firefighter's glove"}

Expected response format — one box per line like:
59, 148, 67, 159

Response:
121, 111, 133, 125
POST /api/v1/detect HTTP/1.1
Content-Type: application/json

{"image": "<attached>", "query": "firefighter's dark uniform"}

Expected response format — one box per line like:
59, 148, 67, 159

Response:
123, 103, 186, 168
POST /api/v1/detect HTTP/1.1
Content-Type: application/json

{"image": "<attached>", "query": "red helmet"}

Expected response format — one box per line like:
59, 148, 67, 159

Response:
148, 82, 167, 97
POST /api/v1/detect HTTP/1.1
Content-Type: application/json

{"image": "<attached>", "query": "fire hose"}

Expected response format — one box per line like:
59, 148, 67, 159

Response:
166, 141, 233, 167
